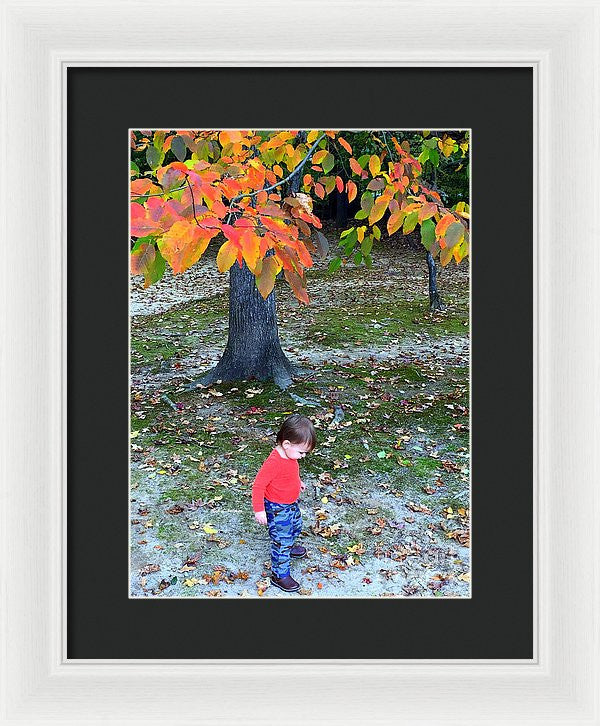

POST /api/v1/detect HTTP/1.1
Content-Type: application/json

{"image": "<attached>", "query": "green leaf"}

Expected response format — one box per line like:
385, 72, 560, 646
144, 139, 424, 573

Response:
321, 152, 335, 174
428, 148, 439, 166
339, 228, 357, 249
418, 148, 429, 164
424, 138, 438, 149
328, 257, 342, 274
148, 247, 166, 285
420, 218, 436, 250
146, 145, 162, 170
361, 235, 373, 256
353, 251, 363, 266
357, 154, 370, 168
170, 576, 178, 585
171, 135, 187, 162
372, 224, 381, 241
131, 162, 139, 175
403, 211, 418, 234
364, 253, 373, 269
354, 209, 368, 220
153, 130, 166, 150
360, 191, 374, 214
377, 450, 386, 459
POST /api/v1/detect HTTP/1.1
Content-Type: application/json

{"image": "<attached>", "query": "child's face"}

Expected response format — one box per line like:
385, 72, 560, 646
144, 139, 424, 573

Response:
282, 439, 312, 460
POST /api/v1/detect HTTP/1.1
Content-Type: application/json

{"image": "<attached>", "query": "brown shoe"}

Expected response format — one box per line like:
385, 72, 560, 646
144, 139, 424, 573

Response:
270, 574, 300, 592
290, 545, 307, 559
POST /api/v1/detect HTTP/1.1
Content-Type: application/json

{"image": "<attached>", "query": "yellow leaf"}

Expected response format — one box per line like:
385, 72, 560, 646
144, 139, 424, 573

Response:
216, 240, 238, 273
368, 197, 388, 226
130, 431, 140, 438
321, 496, 329, 504
368, 155, 381, 176
457, 572, 470, 583
203, 523, 218, 534
183, 577, 201, 587
307, 129, 319, 143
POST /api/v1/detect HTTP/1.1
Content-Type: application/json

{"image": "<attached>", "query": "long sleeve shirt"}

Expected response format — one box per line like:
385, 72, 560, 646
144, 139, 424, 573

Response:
251, 448, 301, 512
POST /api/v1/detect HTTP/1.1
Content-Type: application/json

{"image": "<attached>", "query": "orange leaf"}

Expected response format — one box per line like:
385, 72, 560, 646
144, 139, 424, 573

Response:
158, 220, 217, 274
418, 202, 437, 223
338, 137, 353, 155
368, 197, 389, 226
219, 130, 243, 146
387, 210, 405, 235
435, 213, 455, 237
131, 179, 153, 196
303, 173, 313, 187
349, 158, 363, 176
314, 183, 325, 199
312, 150, 328, 165
346, 180, 357, 202
335, 176, 344, 193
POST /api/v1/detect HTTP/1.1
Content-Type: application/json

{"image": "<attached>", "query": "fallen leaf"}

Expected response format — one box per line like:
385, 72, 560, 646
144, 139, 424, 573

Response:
139, 564, 160, 576
183, 577, 201, 587
203, 523, 218, 534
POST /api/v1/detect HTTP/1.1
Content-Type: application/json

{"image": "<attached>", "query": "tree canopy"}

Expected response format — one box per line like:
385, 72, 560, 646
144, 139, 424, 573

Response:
130, 129, 470, 304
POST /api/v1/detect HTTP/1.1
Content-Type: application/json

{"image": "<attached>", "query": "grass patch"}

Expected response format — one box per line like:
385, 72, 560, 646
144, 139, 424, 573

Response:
307, 298, 468, 347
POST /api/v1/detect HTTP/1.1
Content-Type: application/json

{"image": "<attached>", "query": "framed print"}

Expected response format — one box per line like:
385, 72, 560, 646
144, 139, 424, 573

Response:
69, 66, 531, 660
1, 1, 599, 724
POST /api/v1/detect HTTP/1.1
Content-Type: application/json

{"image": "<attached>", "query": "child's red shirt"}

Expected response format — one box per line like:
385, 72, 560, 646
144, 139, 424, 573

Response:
251, 448, 301, 512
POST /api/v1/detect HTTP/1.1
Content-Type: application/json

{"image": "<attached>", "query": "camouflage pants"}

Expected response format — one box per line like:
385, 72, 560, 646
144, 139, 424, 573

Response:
264, 499, 302, 578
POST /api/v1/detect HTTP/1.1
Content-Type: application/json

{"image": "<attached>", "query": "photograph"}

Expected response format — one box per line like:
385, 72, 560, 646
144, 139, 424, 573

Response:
129, 128, 471, 598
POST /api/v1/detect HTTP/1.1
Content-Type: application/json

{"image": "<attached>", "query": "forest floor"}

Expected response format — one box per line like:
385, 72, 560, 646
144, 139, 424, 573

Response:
130, 227, 470, 598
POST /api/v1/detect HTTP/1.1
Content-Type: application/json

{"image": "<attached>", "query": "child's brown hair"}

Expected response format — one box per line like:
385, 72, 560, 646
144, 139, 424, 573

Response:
276, 414, 316, 451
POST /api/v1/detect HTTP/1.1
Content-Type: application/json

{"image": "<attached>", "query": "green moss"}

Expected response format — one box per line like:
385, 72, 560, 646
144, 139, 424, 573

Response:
156, 521, 180, 542
307, 298, 468, 347
412, 457, 441, 476
131, 338, 179, 365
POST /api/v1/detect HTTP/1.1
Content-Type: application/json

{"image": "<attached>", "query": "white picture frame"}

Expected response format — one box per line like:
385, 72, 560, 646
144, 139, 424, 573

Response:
1, 0, 598, 722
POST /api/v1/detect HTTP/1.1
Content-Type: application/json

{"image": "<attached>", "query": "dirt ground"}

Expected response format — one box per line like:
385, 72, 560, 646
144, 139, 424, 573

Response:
130, 232, 470, 598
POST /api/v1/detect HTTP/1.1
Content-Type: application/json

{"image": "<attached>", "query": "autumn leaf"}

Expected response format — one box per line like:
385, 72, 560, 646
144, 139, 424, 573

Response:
158, 220, 218, 274
368, 197, 389, 226
368, 155, 381, 176
255, 255, 281, 299
346, 180, 357, 202
203, 523, 218, 534
349, 158, 363, 176
338, 137, 353, 154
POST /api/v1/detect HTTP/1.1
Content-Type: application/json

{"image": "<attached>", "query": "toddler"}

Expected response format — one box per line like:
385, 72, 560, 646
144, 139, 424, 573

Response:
252, 414, 316, 593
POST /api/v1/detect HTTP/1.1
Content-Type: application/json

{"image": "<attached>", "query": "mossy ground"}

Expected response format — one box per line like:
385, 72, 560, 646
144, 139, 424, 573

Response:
130, 240, 470, 598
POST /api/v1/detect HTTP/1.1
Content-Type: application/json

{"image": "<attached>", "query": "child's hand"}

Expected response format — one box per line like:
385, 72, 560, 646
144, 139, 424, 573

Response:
300, 481, 307, 492
254, 510, 267, 525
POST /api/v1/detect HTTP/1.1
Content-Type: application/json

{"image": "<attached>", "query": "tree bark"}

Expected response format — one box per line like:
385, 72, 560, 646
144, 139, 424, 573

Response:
191, 259, 296, 389
335, 189, 349, 226
426, 251, 444, 311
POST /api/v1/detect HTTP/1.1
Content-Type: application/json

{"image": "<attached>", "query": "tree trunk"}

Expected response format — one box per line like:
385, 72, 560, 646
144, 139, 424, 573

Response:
188, 132, 307, 390
191, 259, 296, 389
335, 189, 348, 226
426, 251, 444, 311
